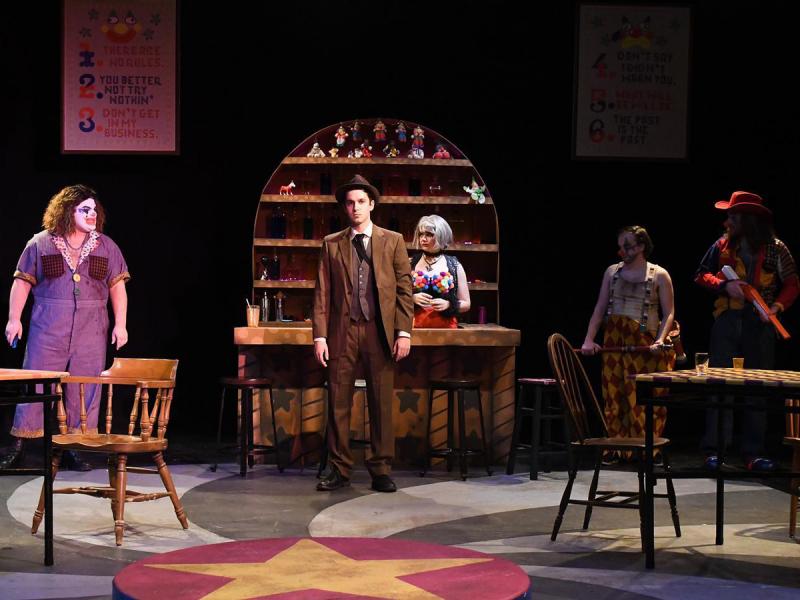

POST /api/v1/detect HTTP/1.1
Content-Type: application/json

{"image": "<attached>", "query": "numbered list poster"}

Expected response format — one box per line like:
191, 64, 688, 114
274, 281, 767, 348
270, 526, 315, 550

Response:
574, 5, 690, 159
62, 0, 178, 154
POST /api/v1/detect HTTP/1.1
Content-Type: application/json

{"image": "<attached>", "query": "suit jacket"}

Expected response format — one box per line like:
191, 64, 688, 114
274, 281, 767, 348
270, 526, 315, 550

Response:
313, 225, 414, 357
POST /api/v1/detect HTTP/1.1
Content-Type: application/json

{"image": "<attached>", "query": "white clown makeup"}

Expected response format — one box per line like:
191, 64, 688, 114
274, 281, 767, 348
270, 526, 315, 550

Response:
74, 198, 98, 233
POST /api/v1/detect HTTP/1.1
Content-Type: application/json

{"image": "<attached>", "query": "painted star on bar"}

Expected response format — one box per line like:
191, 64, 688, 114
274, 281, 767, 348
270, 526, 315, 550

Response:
147, 538, 491, 599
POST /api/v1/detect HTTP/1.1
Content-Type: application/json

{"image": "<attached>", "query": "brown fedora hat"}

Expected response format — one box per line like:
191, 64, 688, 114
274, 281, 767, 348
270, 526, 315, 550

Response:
714, 190, 772, 216
335, 174, 380, 204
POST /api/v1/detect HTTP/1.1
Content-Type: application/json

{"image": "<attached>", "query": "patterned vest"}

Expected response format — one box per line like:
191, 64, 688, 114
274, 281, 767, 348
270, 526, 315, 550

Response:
350, 237, 377, 321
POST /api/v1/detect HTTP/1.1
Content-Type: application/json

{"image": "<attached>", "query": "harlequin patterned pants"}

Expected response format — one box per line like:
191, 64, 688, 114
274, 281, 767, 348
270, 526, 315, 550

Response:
601, 315, 674, 458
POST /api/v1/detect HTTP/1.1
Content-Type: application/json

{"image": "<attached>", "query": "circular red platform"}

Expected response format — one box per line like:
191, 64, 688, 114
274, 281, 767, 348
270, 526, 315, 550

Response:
113, 537, 531, 599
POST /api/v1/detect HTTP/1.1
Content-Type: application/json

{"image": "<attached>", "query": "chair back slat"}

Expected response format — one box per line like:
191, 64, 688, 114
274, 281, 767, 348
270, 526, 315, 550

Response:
105, 384, 114, 434
56, 384, 68, 435
547, 333, 608, 443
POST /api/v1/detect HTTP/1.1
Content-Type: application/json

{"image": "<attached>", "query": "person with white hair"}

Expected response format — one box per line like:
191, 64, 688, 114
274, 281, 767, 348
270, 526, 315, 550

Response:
410, 215, 471, 328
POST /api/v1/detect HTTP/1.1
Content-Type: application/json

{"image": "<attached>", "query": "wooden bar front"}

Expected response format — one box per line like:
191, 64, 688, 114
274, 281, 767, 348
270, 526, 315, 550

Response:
235, 325, 520, 467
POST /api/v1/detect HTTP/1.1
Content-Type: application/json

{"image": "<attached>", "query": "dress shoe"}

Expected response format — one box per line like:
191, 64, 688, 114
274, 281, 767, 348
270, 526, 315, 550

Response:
0, 438, 25, 469
371, 474, 397, 493
61, 450, 92, 472
316, 468, 350, 491
746, 457, 775, 472
704, 455, 721, 470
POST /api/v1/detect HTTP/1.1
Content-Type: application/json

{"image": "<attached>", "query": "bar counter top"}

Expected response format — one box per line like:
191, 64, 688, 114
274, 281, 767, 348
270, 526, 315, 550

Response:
234, 323, 521, 347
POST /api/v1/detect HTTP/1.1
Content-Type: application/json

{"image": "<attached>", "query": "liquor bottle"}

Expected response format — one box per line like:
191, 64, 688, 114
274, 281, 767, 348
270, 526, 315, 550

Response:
388, 210, 400, 233
303, 205, 314, 239
330, 210, 341, 234
266, 249, 281, 280
320, 173, 332, 195
270, 205, 287, 239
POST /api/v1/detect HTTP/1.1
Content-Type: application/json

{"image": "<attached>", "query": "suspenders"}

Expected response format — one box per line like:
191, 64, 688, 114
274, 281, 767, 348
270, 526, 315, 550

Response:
606, 262, 657, 332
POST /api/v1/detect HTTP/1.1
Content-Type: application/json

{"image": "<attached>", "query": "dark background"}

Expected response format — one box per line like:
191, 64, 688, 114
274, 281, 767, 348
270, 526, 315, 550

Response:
1, 1, 797, 452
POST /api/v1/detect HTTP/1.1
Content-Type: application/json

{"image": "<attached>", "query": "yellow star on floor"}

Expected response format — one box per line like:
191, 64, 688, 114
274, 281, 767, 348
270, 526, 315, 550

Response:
147, 538, 492, 599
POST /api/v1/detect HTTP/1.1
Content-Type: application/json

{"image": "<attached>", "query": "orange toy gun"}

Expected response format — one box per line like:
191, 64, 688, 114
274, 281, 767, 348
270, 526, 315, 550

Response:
721, 265, 790, 340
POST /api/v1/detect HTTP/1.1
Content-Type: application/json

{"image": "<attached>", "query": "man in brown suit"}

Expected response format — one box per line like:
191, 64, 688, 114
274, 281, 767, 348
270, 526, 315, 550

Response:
313, 174, 414, 492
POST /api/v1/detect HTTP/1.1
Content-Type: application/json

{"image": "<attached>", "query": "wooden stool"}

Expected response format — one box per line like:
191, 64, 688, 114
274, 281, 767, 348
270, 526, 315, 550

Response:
317, 379, 369, 477
421, 378, 492, 481
506, 377, 569, 480
212, 377, 283, 476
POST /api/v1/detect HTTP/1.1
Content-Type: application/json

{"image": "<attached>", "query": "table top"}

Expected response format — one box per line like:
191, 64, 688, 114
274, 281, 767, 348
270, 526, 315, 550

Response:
635, 368, 800, 388
0, 368, 69, 382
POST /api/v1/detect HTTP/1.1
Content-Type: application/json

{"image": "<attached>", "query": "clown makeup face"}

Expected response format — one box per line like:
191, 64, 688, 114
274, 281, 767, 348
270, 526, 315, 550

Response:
617, 232, 643, 264
74, 198, 98, 233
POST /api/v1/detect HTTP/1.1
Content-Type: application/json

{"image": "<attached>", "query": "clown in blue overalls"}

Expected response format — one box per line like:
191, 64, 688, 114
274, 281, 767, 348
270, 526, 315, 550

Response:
1, 185, 130, 470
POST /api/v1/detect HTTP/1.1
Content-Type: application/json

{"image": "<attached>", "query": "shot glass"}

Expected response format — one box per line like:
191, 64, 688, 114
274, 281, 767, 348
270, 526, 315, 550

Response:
732, 357, 744, 370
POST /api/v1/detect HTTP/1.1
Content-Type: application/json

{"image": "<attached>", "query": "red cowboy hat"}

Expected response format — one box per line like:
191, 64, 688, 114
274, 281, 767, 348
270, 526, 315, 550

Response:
714, 191, 772, 216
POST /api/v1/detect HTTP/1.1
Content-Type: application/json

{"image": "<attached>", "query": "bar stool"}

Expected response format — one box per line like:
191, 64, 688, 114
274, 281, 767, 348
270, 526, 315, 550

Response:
505, 377, 569, 480
421, 378, 492, 481
211, 377, 283, 476
317, 379, 369, 477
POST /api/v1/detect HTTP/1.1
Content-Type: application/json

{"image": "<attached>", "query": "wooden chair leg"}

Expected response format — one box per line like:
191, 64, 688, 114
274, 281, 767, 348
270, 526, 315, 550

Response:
154, 451, 189, 530
32, 449, 62, 534
108, 455, 118, 522
474, 386, 492, 476
506, 383, 522, 475
552, 448, 577, 541
114, 454, 128, 546
421, 385, 436, 476
637, 450, 645, 553
268, 385, 284, 472
211, 387, 226, 472
457, 388, 468, 481
582, 450, 601, 530
662, 452, 681, 537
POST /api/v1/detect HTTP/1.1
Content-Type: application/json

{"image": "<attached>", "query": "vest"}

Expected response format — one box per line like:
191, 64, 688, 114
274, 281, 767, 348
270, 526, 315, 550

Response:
350, 236, 377, 321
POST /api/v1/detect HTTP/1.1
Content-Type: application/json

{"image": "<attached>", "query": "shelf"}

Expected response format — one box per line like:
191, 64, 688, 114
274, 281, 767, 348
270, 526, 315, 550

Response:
283, 157, 473, 167
254, 280, 315, 289
253, 280, 497, 291
467, 282, 499, 291
254, 238, 322, 248
260, 194, 493, 205
254, 239, 498, 252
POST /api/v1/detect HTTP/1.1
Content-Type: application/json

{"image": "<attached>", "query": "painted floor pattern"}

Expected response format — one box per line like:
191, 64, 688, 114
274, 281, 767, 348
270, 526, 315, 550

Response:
1, 463, 798, 599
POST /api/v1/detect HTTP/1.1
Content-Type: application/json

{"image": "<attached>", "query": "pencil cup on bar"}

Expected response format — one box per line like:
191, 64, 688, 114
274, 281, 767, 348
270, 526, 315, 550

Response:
695, 352, 709, 375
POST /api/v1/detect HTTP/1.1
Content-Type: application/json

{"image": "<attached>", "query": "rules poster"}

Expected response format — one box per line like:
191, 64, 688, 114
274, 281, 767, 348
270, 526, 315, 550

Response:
62, 0, 178, 154
574, 5, 691, 159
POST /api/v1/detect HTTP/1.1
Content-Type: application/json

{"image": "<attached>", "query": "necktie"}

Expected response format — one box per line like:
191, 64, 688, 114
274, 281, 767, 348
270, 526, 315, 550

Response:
352, 233, 369, 263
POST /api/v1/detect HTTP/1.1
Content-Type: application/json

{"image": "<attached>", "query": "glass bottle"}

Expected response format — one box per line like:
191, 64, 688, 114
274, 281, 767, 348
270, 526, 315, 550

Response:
388, 210, 400, 233
270, 205, 287, 239
288, 205, 299, 239
303, 205, 314, 239
266, 249, 281, 280
330, 209, 341, 234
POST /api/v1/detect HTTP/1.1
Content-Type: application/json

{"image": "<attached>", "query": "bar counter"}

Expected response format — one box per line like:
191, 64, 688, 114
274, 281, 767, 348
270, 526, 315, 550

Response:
234, 324, 521, 467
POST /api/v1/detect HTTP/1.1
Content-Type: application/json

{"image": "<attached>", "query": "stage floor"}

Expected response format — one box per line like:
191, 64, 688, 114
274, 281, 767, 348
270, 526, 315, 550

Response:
1, 442, 799, 600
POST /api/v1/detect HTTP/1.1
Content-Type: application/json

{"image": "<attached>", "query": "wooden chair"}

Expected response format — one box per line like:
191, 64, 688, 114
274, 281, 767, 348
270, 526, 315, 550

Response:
785, 398, 800, 540
31, 358, 188, 546
546, 333, 680, 549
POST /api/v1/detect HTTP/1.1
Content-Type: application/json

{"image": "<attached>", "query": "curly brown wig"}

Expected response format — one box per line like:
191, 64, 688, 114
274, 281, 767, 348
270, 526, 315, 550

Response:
42, 185, 105, 236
